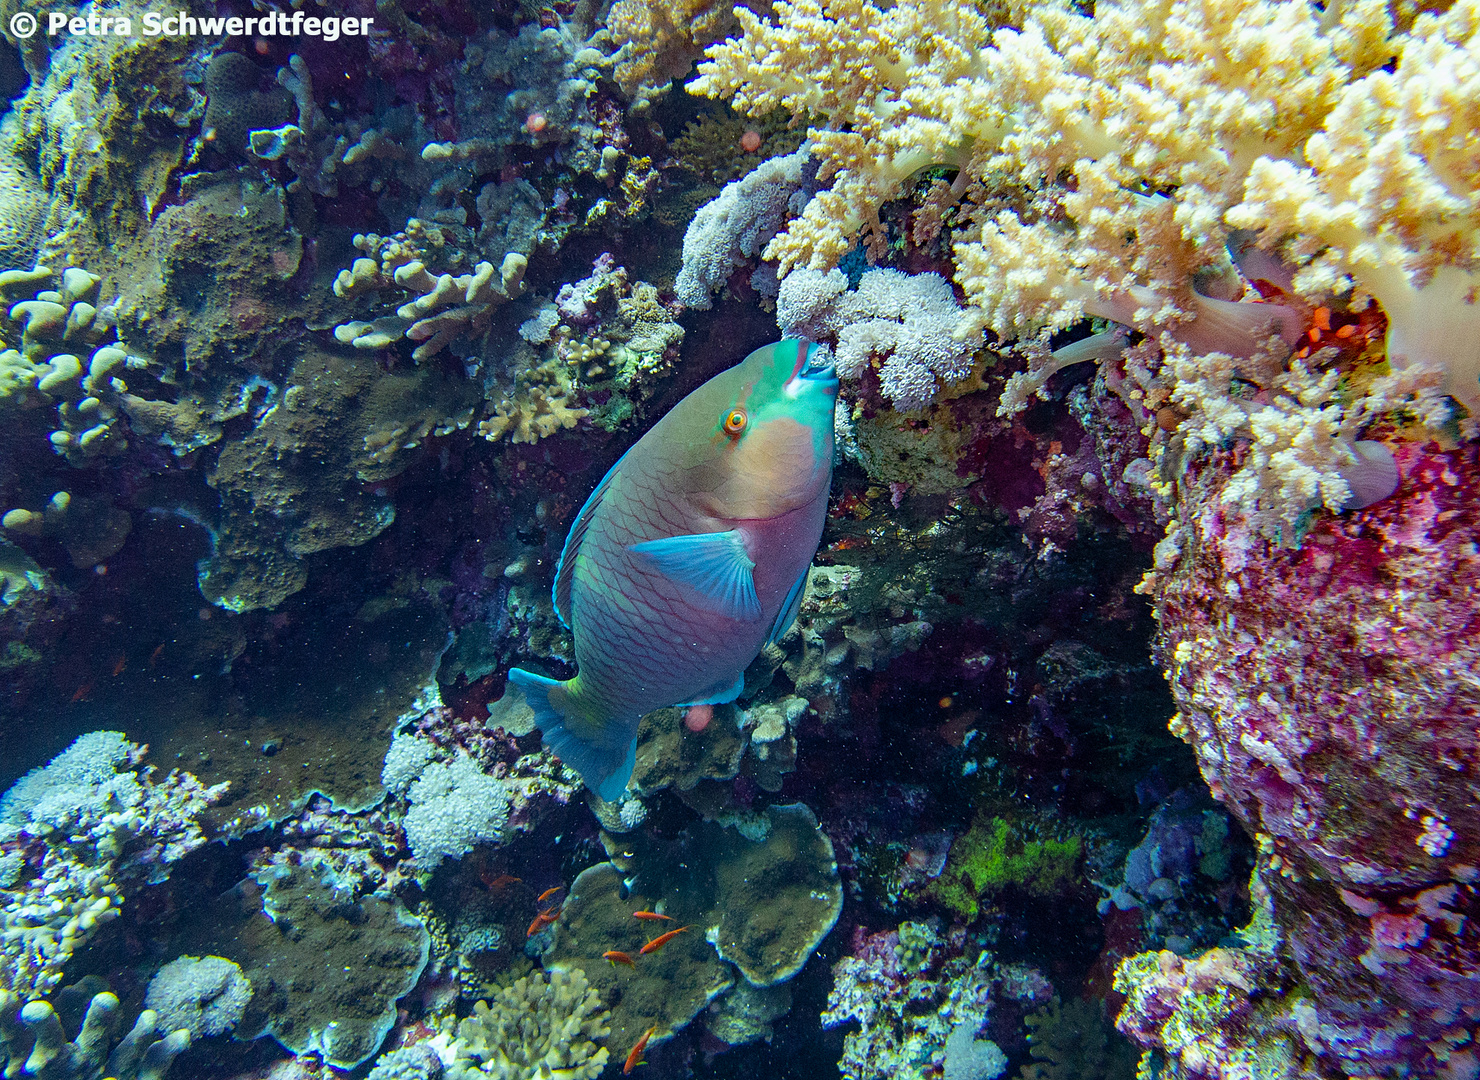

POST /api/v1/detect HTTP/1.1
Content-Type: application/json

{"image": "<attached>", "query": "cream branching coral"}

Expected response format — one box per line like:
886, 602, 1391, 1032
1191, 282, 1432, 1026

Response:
447, 969, 610, 1080
1227, 0, 1480, 415
694, 0, 1475, 537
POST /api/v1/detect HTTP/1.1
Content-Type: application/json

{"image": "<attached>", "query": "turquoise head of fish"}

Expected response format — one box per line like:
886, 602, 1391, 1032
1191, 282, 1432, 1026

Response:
660, 339, 838, 518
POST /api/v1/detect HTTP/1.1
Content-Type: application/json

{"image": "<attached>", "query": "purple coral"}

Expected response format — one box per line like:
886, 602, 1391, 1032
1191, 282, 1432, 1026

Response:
1137, 439, 1480, 1076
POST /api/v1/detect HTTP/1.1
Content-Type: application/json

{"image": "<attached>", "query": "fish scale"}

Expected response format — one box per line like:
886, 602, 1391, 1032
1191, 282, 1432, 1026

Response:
508, 340, 838, 800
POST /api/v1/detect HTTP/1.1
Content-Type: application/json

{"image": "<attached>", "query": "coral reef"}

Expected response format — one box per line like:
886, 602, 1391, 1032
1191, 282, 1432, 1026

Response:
675, 147, 818, 310
1134, 440, 1480, 1076
0, 732, 226, 996
822, 927, 1054, 1080
0, 987, 189, 1080
446, 969, 610, 1080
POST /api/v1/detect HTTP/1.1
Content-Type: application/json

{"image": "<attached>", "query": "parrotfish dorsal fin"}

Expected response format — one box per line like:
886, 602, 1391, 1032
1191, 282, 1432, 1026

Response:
629, 530, 761, 621
553, 451, 629, 628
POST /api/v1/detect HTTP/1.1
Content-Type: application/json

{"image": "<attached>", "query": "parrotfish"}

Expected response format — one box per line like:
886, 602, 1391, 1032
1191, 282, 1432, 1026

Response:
508, 339, 838, 801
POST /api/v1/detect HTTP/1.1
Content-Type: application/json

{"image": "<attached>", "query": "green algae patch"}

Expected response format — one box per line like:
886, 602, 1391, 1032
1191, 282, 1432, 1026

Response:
929, 813, 1084, 920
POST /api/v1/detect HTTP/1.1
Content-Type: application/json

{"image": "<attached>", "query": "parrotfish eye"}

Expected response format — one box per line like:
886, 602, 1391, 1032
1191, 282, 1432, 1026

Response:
721, 408, 748, 436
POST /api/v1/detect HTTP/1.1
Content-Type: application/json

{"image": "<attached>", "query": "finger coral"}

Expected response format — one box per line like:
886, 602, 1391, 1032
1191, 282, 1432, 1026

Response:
0, 988, 189, 1080
448, 969, 610, 1080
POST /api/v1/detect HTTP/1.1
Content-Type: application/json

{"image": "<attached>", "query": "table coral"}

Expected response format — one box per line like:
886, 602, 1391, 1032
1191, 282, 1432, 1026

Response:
180, 860, 430, 1069
542, 861, 735, 1053
447, 969, 610, 1080
544, 804, 841, 1050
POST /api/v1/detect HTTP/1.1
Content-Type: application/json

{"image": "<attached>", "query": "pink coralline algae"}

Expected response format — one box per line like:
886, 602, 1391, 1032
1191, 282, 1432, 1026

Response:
1135, 439, 1480, 1077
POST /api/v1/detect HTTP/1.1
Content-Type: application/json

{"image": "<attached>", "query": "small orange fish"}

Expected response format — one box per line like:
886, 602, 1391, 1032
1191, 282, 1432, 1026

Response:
603, 950, 636, 967
623, 1026, 656, 1075
632, 911, 673, 922
71, 680, 94, 703
526, 905, 562, 937
638, 926, 691, 955
111, 656, 126, 676
537, 886, 565, 902
149, 643, 166, 667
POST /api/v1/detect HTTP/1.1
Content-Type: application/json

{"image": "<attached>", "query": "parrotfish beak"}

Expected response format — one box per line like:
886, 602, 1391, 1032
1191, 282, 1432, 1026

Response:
791, 342, 839, 396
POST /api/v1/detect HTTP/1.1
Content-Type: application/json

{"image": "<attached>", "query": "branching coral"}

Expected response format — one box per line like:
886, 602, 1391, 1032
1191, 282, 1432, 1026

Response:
0, 732, 227, 996
448, 970, 610, 1080
335, 251, 529, 363
692, 0, 1472, 537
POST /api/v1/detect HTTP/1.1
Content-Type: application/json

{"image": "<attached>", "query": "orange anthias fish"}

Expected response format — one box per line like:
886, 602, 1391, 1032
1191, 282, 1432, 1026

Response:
603, 950, 636, 967
638, 926, 691, 955
624, 1026, 656, 1075
632, 910, 673, 922
526, 906, 561, 937
537, 886, 565, 902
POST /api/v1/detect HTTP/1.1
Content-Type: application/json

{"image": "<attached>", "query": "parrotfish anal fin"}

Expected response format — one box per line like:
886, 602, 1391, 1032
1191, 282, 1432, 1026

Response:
553, 451, 629, 628
676, 671, 745, 707
629, 530, 761, 620
767, 568, 809, 647
507, 667, 636, 801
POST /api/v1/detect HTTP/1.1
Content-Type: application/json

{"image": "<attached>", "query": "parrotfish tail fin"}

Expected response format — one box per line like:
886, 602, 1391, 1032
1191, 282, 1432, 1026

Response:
506, 668, 637, 803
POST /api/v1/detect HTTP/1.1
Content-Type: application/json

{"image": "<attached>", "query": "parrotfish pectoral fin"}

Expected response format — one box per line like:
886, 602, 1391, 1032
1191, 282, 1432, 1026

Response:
676, 671, 745, 707
767, 567, 809, 647
507, 667, 637, 802
629, 530, 761, 620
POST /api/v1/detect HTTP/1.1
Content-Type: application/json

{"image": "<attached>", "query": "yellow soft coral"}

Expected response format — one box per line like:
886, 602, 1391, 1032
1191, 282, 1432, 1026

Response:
1228, 0, 1480, 415
607, 0, 743, 102
693, 0, 1472, 538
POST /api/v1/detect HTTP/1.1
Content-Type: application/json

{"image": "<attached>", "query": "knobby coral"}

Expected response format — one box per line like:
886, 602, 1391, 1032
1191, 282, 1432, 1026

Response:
447, 969, 610, 1080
